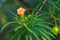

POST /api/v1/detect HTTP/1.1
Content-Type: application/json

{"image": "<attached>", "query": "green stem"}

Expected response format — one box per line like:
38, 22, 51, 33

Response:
52, 15, 57, 27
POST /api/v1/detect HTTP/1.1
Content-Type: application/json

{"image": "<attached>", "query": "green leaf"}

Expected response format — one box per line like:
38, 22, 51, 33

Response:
17, 35, 20, 40
26, 35, 29, 40
33, 17, 45, 21
48, 1, 60, 10
15, 17, 21, 24
33, 24, 52, 30
40, 28, 55, 39
24, 23, 40, 40
34, 27, 52, 40
11, 30, 20, 40
35, 2, 41, 10
56, 0, 60, 4
32, 9, 35, 15
6, 9, 17, 17
29, 34, 32, 40
35, 13, 47, 17
35, 21, 53, 25
19, 30, 27, 39
6, 26, 22, 34
40, 29, 52, 40
1, 21, 17, 32
6, 9, 21, 25
6, 9, 21, 20
14, 26, 22, 32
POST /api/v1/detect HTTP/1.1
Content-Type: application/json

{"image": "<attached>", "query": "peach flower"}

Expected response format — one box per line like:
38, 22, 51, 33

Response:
17, 7, 26, 18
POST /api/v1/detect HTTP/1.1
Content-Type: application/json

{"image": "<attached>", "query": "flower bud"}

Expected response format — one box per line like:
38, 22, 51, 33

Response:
17, 7, 26, 18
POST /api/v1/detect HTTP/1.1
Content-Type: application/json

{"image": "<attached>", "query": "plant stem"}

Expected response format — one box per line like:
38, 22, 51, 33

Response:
35, 0, 46, 15
51, 15, 57, 27
39, 0, 46, 11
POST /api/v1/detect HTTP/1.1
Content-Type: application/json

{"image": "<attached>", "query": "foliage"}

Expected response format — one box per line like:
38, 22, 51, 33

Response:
0, 0, 60, 40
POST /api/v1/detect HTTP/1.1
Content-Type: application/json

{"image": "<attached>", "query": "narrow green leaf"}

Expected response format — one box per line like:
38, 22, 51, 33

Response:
40, 28, 52, 40
6, 9, 21, 20
56, 0, 60, 4
36, 13, 47, 17
6, 9, 21, 25
6, 26, 22, 34
16, 17, 21, 24
33, 17, 45, 21
40, 28, 55, 38
24, 23, 40, 40
48, 1, 60, 10
14, 26, 22, 31
1, 21, 17, 32
26, 35, 29, 40
17, 36, 20, 40
6, 9, 17, 17
41, 35, 46, 40
32, 9, 35, 15
35, 22, 53, 25
33, 24, 52, 30
35, 2, 41, 10
17, 31, 24, 40
11, 30, 20, 40
34, 27, 52, 40
29, 34, 32, 40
